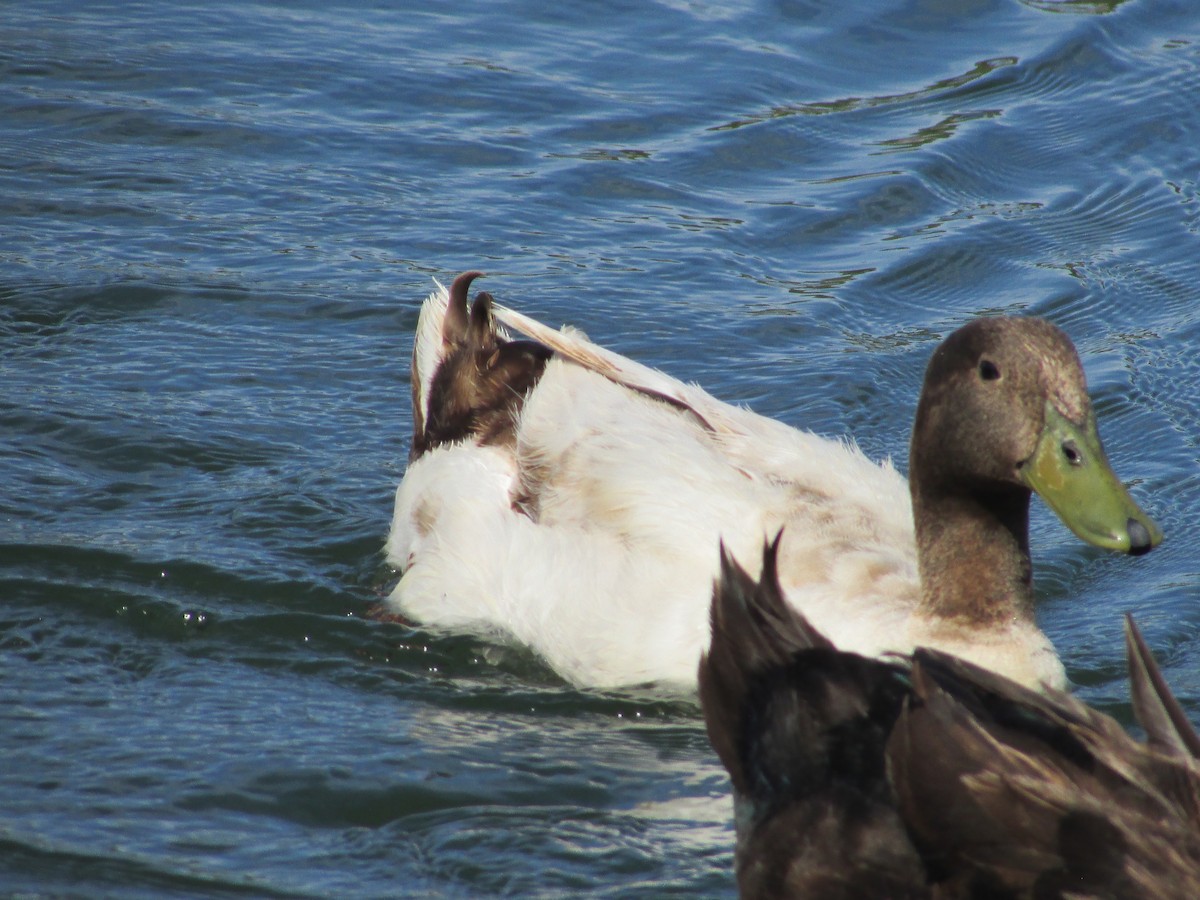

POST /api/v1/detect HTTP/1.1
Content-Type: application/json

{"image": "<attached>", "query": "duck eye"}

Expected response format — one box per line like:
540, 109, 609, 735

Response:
979, 359, 1001, 381
1062, 439, 1083, 466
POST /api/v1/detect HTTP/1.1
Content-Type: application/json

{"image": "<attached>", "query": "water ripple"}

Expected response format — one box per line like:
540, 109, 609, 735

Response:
4, 0, 1200, 895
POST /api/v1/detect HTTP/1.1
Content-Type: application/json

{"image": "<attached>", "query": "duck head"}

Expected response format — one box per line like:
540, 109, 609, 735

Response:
912, 317, 1161, 556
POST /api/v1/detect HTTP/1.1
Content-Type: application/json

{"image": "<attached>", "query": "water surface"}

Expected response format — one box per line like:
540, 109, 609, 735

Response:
4, 0, 1200, 895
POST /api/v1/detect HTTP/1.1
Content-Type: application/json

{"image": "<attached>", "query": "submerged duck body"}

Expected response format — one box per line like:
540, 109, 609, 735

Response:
384, 272, 1158, 690
700, 540, 1200, 899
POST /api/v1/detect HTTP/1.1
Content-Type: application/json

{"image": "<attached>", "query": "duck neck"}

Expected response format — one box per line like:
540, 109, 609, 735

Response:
912, 476, 1036, 626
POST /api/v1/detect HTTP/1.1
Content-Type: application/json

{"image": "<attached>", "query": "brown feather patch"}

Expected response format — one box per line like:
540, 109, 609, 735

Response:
410, 274, 552, 461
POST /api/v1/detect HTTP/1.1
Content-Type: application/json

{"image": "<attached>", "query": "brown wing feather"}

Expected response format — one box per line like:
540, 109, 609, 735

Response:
1126, 614, 1200, 759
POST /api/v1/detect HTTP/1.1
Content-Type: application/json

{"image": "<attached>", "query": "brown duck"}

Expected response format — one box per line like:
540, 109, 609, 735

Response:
701, 537, 1198, 898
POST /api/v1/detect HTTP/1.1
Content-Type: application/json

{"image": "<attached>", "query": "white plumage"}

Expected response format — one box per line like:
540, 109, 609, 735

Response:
383, 278, 1067, 691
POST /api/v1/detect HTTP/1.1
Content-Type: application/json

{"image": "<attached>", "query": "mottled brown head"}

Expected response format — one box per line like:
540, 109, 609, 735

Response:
913, 318, 1081, 491
410, 271, 552, 460
911, 316, 1159, 555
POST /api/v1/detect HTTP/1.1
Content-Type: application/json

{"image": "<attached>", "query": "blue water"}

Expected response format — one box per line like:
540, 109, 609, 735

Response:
3, 0, 1200, 895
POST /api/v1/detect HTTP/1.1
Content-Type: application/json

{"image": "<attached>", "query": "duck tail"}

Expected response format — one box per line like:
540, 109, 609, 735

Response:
701, 537, 927, 895
410, 271, 480, 447
409, 272, 552, 461
699, 532, 834, 790
1125, 614, 1200, 759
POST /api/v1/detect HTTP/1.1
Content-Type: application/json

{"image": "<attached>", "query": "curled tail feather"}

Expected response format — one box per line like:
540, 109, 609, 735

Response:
410, 272, 552, 460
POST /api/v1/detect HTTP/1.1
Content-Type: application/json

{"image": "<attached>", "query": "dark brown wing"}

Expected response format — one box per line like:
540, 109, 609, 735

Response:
888, 646, 1200, 898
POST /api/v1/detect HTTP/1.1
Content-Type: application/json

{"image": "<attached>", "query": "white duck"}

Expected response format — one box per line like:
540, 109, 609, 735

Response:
383, 272, 1160, 691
